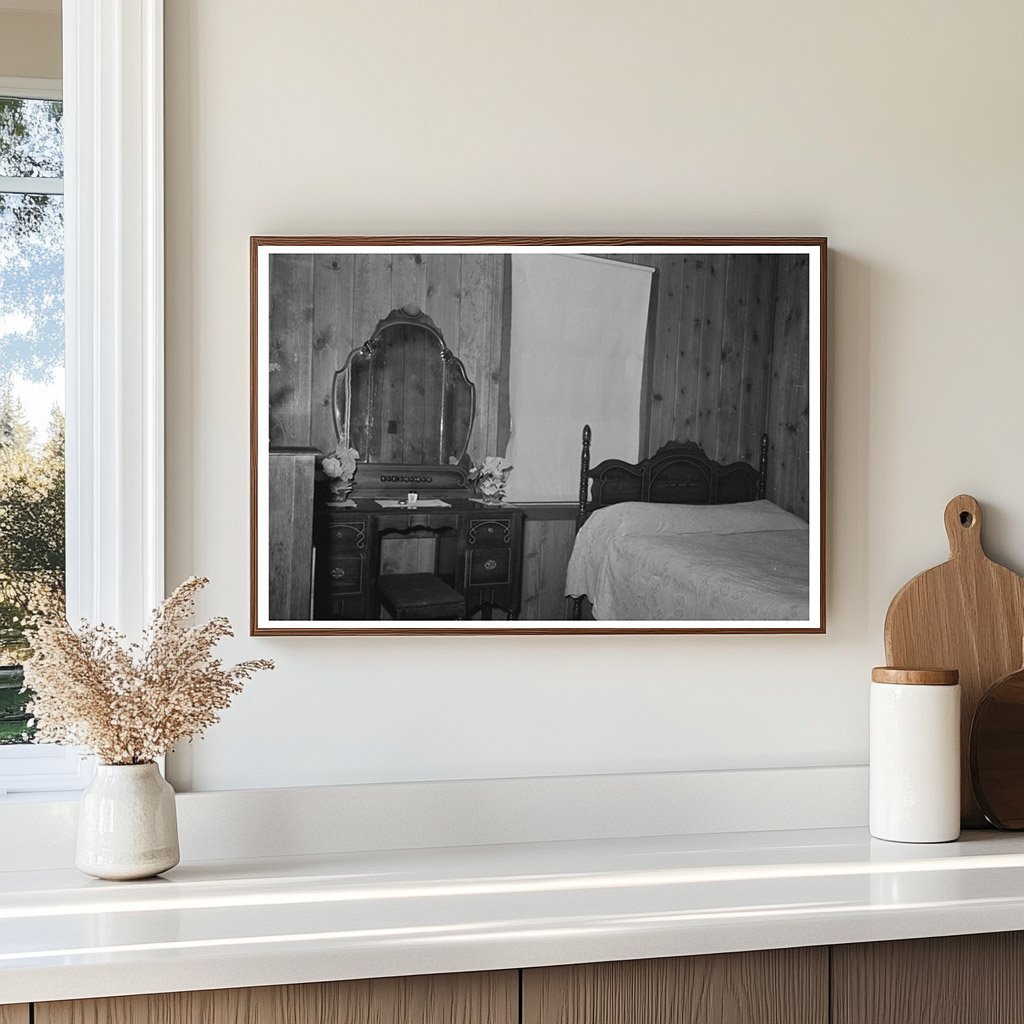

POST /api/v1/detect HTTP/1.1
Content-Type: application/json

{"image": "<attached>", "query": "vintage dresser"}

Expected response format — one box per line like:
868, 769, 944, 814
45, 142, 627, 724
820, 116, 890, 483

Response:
314, 499, 524, 621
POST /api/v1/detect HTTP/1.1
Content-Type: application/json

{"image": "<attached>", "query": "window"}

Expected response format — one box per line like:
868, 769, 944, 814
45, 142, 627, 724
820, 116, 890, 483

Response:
0, 87, 66, 735
0, 5, 166, 799
0, 80, 81, 796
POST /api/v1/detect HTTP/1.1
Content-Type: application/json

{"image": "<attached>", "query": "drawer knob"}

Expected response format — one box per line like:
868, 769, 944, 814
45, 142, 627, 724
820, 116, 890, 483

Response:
331, 567, 346, 579
483, 558, 498, 571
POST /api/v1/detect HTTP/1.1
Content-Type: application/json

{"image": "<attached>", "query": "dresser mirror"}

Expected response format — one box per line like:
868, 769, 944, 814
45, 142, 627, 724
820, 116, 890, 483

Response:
332, 305, 475, 493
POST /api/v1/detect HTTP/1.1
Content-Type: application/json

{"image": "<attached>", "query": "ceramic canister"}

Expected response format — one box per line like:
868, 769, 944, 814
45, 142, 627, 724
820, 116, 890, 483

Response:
870, 667, 960, 843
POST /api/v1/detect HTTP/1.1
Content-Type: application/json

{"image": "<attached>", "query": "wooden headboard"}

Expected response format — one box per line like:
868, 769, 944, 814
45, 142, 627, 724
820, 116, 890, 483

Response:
575, 425, 769, 530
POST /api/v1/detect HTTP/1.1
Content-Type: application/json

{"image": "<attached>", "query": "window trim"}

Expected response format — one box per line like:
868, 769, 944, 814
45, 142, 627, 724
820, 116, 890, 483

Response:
0, 0, 165, 798
0, 78, 64, 198
0, 77, 61, 101
63, 0, 165, 634
0, 175, 63, 195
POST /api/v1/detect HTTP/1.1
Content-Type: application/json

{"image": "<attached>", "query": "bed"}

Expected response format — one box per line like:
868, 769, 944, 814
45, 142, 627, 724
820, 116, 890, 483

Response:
565, 427, 810, 621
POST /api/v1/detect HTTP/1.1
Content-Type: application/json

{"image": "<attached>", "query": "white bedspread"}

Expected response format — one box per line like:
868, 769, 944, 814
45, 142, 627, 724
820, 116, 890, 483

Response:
565, 500, 810, 621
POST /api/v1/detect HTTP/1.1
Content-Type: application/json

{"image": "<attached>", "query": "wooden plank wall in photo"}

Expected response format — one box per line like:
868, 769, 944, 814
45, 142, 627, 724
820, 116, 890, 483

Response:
520, 512, 578, 620
268, 253, 506, 465
764, 254, 811, 521
641, 253, 810, 521
268, 254, 315, 449
642, 253, 778, 469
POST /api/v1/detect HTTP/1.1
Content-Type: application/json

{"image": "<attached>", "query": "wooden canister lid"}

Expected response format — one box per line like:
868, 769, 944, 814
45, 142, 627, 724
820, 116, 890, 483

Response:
871, 667, 959, 686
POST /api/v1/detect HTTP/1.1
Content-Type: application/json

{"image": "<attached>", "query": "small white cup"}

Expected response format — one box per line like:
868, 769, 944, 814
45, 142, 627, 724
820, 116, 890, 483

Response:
407, 491, 418, 507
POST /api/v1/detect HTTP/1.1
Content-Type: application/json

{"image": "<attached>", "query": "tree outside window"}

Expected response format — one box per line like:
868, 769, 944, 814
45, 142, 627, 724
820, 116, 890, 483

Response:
0, 94, 65, 744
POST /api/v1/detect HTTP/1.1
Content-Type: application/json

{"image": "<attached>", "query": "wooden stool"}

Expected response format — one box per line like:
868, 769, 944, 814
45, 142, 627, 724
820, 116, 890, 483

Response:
377, 573, 466, 620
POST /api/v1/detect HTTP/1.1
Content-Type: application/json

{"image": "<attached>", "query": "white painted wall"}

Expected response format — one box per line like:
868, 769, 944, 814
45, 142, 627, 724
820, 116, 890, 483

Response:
0, 8, 61, 80
164, 0, 1024, 791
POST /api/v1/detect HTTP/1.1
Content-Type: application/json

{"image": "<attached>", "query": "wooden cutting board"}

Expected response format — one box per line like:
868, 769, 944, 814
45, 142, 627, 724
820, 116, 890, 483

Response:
884, 494, 1024, 827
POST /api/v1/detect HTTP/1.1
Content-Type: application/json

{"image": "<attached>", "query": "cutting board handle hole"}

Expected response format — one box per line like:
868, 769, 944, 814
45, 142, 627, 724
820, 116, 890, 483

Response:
960, 511, 974, 527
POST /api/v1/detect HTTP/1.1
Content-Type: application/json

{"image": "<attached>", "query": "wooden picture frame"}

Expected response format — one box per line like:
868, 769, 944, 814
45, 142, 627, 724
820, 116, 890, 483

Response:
251, 237, 826, 635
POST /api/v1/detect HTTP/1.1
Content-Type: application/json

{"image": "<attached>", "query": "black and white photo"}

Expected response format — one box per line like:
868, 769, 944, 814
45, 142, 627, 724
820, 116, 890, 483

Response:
251, 238, 825, 634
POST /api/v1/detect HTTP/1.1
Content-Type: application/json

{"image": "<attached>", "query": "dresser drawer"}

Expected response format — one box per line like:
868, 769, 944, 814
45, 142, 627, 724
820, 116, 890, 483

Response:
326, 521, 369, 550
466, 548, 511, 587
467, 517, 513, 547
320, 593, 371, 620
324, 555, 364, 594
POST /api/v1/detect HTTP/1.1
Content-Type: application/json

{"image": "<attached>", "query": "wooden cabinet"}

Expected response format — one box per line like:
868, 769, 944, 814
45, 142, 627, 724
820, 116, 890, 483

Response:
19, 933, 1024, 1024
521, 937, 1024, 1024
463, 511, 524, 616
522, 949, 827, 1024
267, 448, 317, 621
314, 502, 525, 621
315, 512, 374, 620
832, 932, 1024, 1024
35, 972, 517, 1024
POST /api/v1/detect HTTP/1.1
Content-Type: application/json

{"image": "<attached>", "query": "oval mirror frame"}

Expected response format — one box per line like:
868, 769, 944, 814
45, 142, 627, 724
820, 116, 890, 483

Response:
332, 305, 476, 482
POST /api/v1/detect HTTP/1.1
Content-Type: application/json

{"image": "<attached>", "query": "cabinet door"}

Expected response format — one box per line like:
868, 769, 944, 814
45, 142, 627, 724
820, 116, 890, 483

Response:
464, 513, 523, 617
0, 1007, 29, 1024
314, 515, 373, 619
37, 971, 517, 1024
832, 933, 1024, 1024
523, 950, 827, 1024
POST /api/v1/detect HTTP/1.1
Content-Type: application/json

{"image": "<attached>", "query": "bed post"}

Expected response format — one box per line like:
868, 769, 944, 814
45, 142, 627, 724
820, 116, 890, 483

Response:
571, 424, 592, 621
757, 432, 769, 500
576, 424, 592, 532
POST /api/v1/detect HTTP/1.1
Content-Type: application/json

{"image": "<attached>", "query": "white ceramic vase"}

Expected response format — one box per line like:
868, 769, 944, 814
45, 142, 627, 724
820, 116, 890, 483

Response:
76, 762, 180, 880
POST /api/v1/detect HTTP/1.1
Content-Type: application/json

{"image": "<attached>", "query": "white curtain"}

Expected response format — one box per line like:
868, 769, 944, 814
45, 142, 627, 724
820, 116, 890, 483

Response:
504, 255, 654, 502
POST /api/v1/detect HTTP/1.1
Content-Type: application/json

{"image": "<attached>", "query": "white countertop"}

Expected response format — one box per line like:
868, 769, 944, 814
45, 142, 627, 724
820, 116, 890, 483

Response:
4, 826, 1024, 1004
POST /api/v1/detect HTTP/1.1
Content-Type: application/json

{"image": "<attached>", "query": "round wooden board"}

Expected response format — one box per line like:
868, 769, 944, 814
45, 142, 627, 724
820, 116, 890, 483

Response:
971, 663, 1024, 829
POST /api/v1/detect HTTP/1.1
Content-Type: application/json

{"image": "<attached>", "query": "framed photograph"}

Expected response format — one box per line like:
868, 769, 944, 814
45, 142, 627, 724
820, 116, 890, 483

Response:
251, 237, 826, 635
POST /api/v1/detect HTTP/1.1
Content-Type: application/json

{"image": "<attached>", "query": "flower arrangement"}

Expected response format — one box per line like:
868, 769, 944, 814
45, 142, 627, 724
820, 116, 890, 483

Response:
469, 455, 513, 504
322, 442, 360, 501
22, 577, 273, 766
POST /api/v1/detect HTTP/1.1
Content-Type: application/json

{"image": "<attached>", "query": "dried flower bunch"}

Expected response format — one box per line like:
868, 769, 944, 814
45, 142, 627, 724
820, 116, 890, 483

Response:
322, 444, 359, 482
321, 442, 360, 501
469, 456, 513, 500
23, 577, 273, 765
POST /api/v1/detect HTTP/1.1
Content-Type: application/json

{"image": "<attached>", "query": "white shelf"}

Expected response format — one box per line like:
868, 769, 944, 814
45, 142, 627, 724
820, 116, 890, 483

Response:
4, 826, 1024, 1004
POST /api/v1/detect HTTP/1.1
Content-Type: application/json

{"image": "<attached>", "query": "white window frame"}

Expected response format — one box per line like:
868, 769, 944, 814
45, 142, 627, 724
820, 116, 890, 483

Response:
0, 75, 79, 797
0, 0, 165, 799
